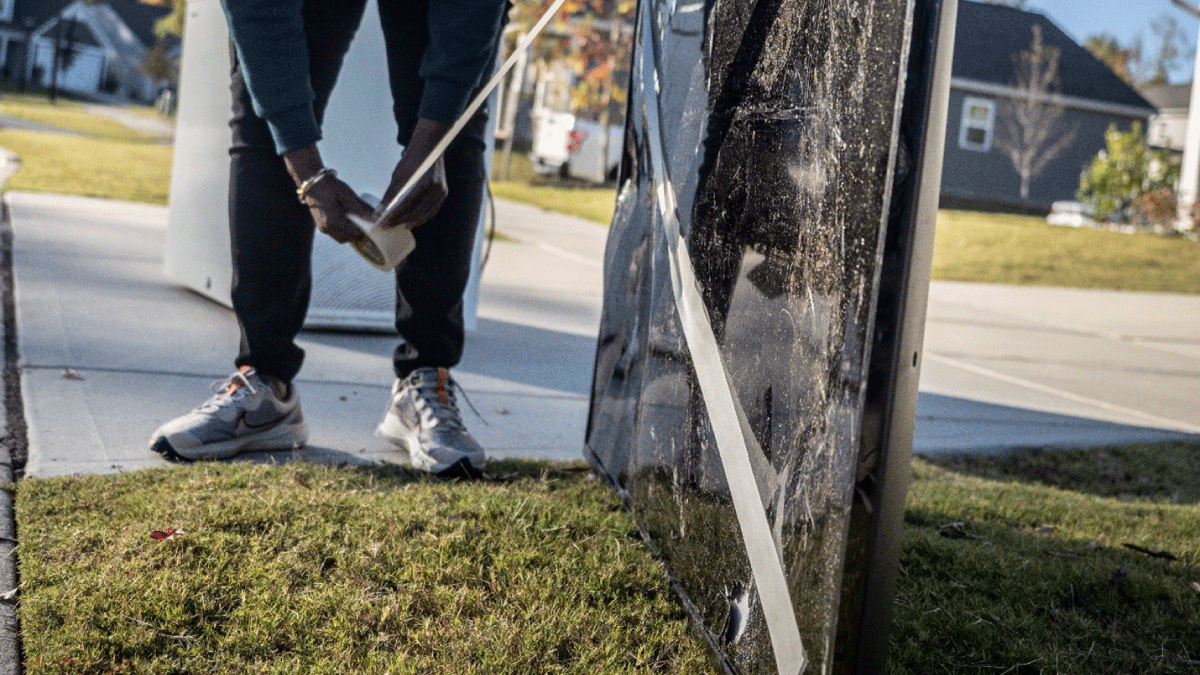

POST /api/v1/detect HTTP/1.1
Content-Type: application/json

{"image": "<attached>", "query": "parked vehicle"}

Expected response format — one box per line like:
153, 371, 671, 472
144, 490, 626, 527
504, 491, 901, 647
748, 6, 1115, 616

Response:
530, 108, 622, 183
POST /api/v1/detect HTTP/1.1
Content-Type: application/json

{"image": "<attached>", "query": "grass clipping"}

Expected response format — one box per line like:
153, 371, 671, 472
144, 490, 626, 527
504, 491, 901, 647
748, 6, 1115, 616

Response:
16, 461, 709, 674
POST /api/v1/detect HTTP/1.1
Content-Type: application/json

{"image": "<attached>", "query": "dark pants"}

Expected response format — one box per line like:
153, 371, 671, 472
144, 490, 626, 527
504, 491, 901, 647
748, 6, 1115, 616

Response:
228, 0, 492, 384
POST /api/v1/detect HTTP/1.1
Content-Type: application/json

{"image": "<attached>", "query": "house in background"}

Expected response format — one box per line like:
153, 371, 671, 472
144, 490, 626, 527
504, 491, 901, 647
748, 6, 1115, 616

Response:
0, 0, 171, 102
1141, 82, 1190, 152
942, 1, 1156, 211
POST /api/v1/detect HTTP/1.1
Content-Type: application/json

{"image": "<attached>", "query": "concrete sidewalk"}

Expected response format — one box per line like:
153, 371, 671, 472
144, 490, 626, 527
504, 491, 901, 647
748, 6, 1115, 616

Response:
9, 192, 606, 477
6, 190, 1200, 479
918, 281, 1200, 453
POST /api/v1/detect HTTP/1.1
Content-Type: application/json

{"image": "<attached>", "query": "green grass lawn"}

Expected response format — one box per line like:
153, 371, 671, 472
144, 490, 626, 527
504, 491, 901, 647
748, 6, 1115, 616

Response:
490, 151, 619, 225
15, 444, 1200, 674
897, 445, 1200, 675
0, 93, 162, 143
0, 93, 172, 204
0, 129, 172, 205
0, 99, 1195, 293
490, 179, 618, 225
17, 461, 710, 674
933, 209, 1200, 294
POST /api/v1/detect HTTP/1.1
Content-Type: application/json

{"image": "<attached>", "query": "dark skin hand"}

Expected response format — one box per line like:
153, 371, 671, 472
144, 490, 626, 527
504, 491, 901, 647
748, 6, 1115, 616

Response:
376, 118, 451, 230
284, 118, 451, 242
283, 144, 374, 243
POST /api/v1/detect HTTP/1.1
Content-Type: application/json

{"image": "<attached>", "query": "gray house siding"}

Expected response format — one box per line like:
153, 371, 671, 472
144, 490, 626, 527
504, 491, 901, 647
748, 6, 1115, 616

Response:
941, 1, 1155, 212
940, 88, 1146, 209
0, 0, 170, 100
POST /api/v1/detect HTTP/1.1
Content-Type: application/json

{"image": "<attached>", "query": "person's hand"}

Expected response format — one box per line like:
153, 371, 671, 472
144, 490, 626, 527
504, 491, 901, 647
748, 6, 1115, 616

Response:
377, 153, 447, 230
376, 118, 452, 230
302, 175, 375, 243
283, 144, 374, 243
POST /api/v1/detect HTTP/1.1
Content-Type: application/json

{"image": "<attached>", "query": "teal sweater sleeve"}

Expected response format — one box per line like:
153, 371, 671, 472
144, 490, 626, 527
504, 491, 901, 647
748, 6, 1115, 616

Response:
220, 0, 506, 156
220, 0, 321, 155
419, 0, 507, 124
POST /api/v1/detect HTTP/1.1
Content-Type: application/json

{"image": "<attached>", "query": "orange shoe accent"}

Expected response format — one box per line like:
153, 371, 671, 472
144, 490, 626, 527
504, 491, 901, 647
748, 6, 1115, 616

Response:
437, 368, 450, 405
228, 365, 255, 393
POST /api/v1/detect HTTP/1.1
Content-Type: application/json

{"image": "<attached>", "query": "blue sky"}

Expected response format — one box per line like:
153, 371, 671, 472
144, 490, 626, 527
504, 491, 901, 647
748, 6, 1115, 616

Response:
1024, 0, 1200, 83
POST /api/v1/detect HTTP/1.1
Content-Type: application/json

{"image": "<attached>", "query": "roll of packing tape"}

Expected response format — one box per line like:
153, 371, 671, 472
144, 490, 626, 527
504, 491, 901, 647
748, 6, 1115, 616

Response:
348, 213, 416, 272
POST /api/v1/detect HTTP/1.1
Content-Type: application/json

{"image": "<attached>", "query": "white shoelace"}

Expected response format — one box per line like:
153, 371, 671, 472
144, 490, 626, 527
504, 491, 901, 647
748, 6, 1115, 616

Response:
409, 375, 483, 429
198, 369, 259, 413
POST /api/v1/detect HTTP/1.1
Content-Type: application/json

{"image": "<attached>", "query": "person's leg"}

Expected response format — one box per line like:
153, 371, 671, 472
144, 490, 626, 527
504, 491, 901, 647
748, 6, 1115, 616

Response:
376, 0, 494, 377
374, 0, 498, 476
229, 0, 369, 384
151, 0, 369, 462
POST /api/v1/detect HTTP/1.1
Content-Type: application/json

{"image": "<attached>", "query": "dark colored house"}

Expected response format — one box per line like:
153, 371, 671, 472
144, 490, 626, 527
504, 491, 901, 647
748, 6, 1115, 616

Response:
941, 1, 1156, 211
0, 0, 171, 102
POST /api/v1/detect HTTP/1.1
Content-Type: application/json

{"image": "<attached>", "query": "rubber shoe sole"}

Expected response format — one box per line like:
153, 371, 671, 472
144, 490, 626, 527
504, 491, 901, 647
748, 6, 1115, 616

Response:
376, 417, 484, 477
152, 419, 309, 462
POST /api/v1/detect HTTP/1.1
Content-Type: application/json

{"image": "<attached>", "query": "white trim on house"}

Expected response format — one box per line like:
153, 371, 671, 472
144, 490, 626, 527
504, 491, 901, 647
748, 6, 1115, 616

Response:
951, 77, 1156, 119
958, 96, 994, 151
0, 0, 14, 23
25, 1, 159, 101
29, 38, 106, 91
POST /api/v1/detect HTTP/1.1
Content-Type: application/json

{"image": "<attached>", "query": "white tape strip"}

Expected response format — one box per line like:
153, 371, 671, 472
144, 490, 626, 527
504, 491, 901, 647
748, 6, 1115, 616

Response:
666, 232, 808, 675
635, 5, 807, 672
375, 0, 570, 223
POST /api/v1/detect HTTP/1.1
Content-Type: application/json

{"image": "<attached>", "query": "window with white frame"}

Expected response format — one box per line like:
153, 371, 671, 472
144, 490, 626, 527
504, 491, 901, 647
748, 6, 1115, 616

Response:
958, 96, 995, 151
0, 0, 13, 23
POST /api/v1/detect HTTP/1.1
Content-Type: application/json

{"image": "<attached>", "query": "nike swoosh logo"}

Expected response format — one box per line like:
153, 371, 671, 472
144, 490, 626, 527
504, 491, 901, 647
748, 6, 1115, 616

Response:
235, 409, 288, 435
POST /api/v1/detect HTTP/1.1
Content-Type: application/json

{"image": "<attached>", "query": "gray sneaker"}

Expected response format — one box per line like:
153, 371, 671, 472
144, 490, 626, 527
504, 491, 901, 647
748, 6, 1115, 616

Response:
150, 367, 308, 461
377, 367, 485, 476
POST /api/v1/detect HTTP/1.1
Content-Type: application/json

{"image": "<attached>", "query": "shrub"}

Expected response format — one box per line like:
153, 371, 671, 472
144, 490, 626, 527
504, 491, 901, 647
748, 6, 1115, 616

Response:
1077, 121, 1180, 225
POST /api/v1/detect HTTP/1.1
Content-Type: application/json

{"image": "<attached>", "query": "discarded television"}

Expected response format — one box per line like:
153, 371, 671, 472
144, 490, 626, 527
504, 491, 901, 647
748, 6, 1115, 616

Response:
584, 0, 957, 673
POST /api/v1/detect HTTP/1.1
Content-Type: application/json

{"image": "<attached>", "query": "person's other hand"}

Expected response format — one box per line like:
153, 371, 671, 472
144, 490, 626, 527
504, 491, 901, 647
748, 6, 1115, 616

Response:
377, 153, 447, 230
302, 176, 375, 243
377, 118, 452, 230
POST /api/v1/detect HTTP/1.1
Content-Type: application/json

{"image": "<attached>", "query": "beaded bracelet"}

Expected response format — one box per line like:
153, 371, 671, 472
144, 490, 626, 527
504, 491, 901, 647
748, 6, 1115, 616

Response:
296, 167, 337, 203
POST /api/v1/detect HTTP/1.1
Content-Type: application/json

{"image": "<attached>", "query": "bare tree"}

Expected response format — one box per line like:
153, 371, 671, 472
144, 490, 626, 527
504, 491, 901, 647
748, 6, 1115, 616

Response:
995, 25, 1077, 203
1142, 14, 1188, 86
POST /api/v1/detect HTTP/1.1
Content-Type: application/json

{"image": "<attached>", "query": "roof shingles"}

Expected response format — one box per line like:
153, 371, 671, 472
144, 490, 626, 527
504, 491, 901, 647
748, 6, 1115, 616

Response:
953, 0, 1153, 111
